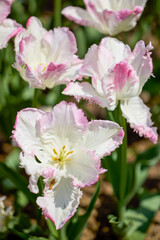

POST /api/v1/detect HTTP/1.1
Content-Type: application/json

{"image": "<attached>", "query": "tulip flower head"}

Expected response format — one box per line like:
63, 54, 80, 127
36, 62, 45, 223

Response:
12, 101, 124, 229
0, 0, 22, 49
62, 0, 147, 35
63, 37, 158, 143
14, 17, 82, 89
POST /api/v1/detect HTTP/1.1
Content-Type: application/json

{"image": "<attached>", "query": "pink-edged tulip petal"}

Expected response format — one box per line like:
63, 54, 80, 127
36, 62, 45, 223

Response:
120, 97, 158, 143
0, 0, 10, 24
63, 82, 108, 108
62, 0, 147, 35
25, 16, 47, 38
37, 177, 82, 229
38, 60, 83, 89
50, 100, 88, 133
12, 108, 46, 155
83, 120, 124, 158
103, 61, 139, 102
129, 41, 153, 93
62, 6, 95, 30
108, 7, 143, 35
14, 17, 82, 89
0, 19, 22, 49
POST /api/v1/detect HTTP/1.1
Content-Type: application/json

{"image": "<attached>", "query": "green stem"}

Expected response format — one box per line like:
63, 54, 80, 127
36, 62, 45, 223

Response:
46, 219, 59, 239
108, 110, 115, 122
32, 88, 38, 108
118, 105, 127, 221
54, 0, 62, 27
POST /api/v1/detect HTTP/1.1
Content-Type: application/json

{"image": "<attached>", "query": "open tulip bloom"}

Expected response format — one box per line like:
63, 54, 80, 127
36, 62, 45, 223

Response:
12, 101, 124, 229
63, 37, 158, 143
0, 0, 22, 49
14, 17, 82, 89
62, 0, 147, 35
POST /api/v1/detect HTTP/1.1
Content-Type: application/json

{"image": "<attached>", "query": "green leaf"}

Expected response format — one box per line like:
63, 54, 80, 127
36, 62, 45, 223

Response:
67, 179, 100, 240
102, 152, 120, 199
125, 192, 160, 240
0, 162, 36, 203
46, 219, 59, 239
125, 144, 160, 204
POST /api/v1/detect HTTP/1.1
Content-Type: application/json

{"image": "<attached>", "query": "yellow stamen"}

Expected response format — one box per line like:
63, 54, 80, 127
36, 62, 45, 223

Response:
65, 150, 74, 157
53, 149, 58, 155
52, 145, 74, 165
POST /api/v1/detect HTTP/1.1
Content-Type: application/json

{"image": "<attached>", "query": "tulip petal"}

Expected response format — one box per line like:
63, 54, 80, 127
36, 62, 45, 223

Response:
100, 37, 131, 63
120, 97, 158, 143
62, 6, 94, 27
83, 120, 124, 158
63, 82, 108, 108
12, 108, 46, 155
67, 150, 100, 187
102, 60, 139, 109
37, 177, 82, 229
0, 0, 10, 23
0, 19, 22, 49
129, 40, 153, 93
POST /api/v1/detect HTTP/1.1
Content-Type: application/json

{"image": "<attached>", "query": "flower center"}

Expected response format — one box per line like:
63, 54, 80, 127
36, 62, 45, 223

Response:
52, 145, 74, 165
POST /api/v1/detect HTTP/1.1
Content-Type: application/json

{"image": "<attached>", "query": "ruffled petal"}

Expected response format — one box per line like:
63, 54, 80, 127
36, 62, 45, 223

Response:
12, 108, 45, 155
102, 60, 139, 105
120, 97, 158, 143
36, 177, 82, 229
128, 40, 153, 93
39, 60, 83, 89
80, 43, 114, 80
67, 149, 101, 187
83, 120, 124, 158
42, 27, 79, 63
62, 1, 146, 35
63, 82, 108, 108
0, 18, 22, 49
14, 17, 81, 90
102, 74, 117, 111
108, 7, 143, 35
38, 101, 88, 151
51, 101, 88, 132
